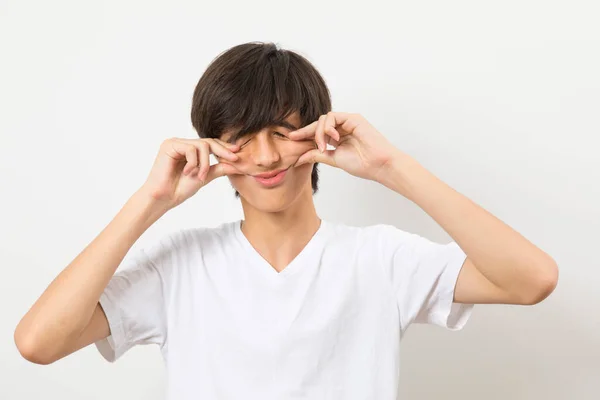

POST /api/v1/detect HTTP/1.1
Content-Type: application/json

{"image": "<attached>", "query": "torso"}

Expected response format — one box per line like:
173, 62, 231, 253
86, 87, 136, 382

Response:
162, 220, 403, 400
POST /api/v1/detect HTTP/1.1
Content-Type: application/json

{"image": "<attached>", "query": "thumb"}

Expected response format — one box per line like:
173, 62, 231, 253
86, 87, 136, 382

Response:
295, 149, 337, 168
205, 162, 242, 184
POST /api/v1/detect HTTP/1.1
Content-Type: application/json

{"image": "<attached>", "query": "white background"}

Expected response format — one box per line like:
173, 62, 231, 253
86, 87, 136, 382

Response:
1, 0, 598, 399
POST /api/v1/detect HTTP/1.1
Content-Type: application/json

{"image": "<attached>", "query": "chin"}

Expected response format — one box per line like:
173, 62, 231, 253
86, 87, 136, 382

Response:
243, 195, 296, 213
238, 184, 310, 213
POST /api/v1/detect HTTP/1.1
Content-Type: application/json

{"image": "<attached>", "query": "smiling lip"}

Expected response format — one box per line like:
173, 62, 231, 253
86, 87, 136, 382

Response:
253, 168, 288, 187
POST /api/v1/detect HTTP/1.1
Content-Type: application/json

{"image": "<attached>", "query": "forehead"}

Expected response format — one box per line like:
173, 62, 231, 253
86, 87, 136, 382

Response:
220, 111, 302, 142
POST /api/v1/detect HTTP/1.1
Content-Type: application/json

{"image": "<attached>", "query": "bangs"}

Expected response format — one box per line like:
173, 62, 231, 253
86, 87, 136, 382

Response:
191, 42, 331, 142
218, 51, 309, 142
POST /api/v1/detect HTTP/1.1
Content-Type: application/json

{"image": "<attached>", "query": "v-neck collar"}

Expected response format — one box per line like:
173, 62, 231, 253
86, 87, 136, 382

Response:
233, 219, 328, 280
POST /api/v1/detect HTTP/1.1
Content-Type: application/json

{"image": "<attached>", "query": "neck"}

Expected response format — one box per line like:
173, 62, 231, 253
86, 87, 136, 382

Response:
239, 188, 321, 272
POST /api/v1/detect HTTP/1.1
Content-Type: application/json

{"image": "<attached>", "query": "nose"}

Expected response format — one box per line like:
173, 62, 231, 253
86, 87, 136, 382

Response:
249, 131, 281, 168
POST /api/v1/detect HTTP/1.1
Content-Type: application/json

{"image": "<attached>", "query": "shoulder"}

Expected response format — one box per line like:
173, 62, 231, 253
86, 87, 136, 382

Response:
324, 220, 413, 244
322, 220, 416, 256
134, 220, 240, 264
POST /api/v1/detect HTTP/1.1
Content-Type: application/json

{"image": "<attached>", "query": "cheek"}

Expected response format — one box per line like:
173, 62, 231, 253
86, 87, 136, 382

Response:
277, 140, 317, 164
227, 174, 246, 188
232, 140, 315, 170
293, 163, 314, 182
285, 139, 316, 154
226, 143, 314, 191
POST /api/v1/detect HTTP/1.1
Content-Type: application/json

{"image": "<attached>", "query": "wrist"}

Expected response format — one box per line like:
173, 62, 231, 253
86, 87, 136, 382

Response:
378, 153, 432, 201
126, 189, 170, 225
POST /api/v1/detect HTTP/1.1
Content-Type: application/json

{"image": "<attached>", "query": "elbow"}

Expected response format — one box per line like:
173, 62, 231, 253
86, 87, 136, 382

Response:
14, 327, 56, 365
521, 258, 559, 305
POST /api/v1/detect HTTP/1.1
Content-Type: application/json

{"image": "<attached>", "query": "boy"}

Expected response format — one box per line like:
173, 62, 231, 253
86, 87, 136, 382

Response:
15, 42, 558, 399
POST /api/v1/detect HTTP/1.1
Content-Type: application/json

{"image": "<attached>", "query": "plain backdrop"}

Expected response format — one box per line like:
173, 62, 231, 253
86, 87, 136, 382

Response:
1, 0, 598, 399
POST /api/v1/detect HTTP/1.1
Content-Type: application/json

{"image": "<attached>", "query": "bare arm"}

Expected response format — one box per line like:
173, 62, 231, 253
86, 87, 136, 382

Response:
14, 137, 242, 365
289, 112, 558, 306
381, 155, 559, 305
14, 191, 167, 364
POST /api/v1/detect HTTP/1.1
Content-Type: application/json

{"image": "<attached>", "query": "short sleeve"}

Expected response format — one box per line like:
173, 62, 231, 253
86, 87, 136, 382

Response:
95, 236, 174, 362
377, 225, 474, 334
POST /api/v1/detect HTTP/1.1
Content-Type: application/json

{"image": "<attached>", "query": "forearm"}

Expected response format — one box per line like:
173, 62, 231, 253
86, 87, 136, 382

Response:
379, 153, 558, 296
15, 189, 167, 355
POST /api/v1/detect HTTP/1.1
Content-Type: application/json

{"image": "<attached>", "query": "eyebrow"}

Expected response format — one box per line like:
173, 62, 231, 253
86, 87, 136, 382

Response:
275, 120, 299, 131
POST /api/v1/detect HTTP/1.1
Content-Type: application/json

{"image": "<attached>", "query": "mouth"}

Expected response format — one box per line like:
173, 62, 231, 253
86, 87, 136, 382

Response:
252, 167, 289, 187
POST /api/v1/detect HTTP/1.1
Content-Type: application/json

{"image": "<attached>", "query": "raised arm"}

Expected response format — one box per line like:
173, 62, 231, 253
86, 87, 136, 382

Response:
15, 137, 241, 364
380, 155, 559, 305
14, 193, 166, 364
289, 112, 558, 306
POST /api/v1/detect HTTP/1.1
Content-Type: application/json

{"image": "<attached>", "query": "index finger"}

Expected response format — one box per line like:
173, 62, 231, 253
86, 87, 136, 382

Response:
205, 161, 243, 184
288, 120, 318, 140
289, 112, 354, 140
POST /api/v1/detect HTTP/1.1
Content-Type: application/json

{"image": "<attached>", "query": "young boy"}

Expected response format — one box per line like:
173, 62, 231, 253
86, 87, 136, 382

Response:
15, 42, 558, 399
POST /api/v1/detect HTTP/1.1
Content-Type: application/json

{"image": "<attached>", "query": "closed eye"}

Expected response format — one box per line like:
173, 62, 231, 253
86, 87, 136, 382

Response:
237, 131, 287, 149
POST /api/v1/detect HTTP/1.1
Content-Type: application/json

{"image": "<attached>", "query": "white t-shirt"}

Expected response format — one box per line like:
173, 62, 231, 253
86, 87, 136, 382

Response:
95, 219, 473, 399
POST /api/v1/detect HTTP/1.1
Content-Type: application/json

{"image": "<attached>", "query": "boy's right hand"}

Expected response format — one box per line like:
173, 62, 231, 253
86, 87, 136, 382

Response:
139, 137, 241, 210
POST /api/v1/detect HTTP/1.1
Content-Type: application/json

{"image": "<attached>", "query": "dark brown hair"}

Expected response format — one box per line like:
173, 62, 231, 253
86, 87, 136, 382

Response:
190, 42, 331, 193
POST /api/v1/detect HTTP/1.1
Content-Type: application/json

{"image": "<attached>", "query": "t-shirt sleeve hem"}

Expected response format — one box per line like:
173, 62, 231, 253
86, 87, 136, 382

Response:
95, 290, 128, 362
431, 242, 474, 330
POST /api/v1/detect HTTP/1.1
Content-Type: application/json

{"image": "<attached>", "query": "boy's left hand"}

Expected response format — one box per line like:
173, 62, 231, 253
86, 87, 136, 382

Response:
289, 112, 406, 183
